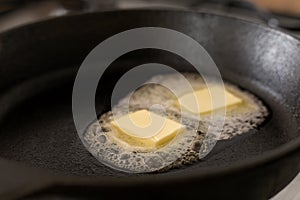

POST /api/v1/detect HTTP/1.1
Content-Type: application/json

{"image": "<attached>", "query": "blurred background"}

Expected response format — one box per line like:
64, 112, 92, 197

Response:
2, 0, 300, 34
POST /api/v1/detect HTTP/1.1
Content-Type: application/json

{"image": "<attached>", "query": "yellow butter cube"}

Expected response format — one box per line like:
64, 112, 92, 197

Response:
178, 86, 242, 114
111, 109, 185, 148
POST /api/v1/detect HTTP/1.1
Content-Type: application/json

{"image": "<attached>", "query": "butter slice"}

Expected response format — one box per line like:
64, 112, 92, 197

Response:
178, 87, 242, 114
111, 110, 185, 148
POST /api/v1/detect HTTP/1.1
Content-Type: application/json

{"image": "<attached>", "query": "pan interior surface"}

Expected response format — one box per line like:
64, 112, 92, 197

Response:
0, 59, 297, 178
0, 10, 299, 179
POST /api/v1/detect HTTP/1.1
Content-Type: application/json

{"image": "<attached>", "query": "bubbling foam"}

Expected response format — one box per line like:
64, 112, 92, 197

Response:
126, 73, 269, 140
83, 107, 204, 173
83, 73, 269, 173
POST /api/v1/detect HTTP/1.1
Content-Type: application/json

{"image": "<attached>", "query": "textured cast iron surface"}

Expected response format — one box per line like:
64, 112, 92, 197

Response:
0, 10, 299, 200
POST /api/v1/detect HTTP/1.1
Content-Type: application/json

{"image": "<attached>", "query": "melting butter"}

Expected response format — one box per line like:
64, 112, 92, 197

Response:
177, 87, 242, 115
111, 109, 185, 148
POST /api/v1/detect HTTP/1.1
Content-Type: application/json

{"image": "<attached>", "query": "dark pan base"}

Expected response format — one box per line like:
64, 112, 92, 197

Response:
0, 71, 293, 177
0, 68, 298, 200
0, 66, 298, 200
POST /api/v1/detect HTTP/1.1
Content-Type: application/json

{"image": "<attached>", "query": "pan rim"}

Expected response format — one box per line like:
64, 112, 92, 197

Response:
0, 9, 299, 183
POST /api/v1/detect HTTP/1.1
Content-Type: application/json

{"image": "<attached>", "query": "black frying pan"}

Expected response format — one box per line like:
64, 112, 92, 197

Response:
0, 9, 299, 200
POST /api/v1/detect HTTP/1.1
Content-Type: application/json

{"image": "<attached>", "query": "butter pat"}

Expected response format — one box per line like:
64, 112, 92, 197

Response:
178, 87, 242, 114
111, 110, 185, 148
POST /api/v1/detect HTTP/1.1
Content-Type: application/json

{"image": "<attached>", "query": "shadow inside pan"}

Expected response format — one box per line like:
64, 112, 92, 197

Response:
0, 49, 297, 178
